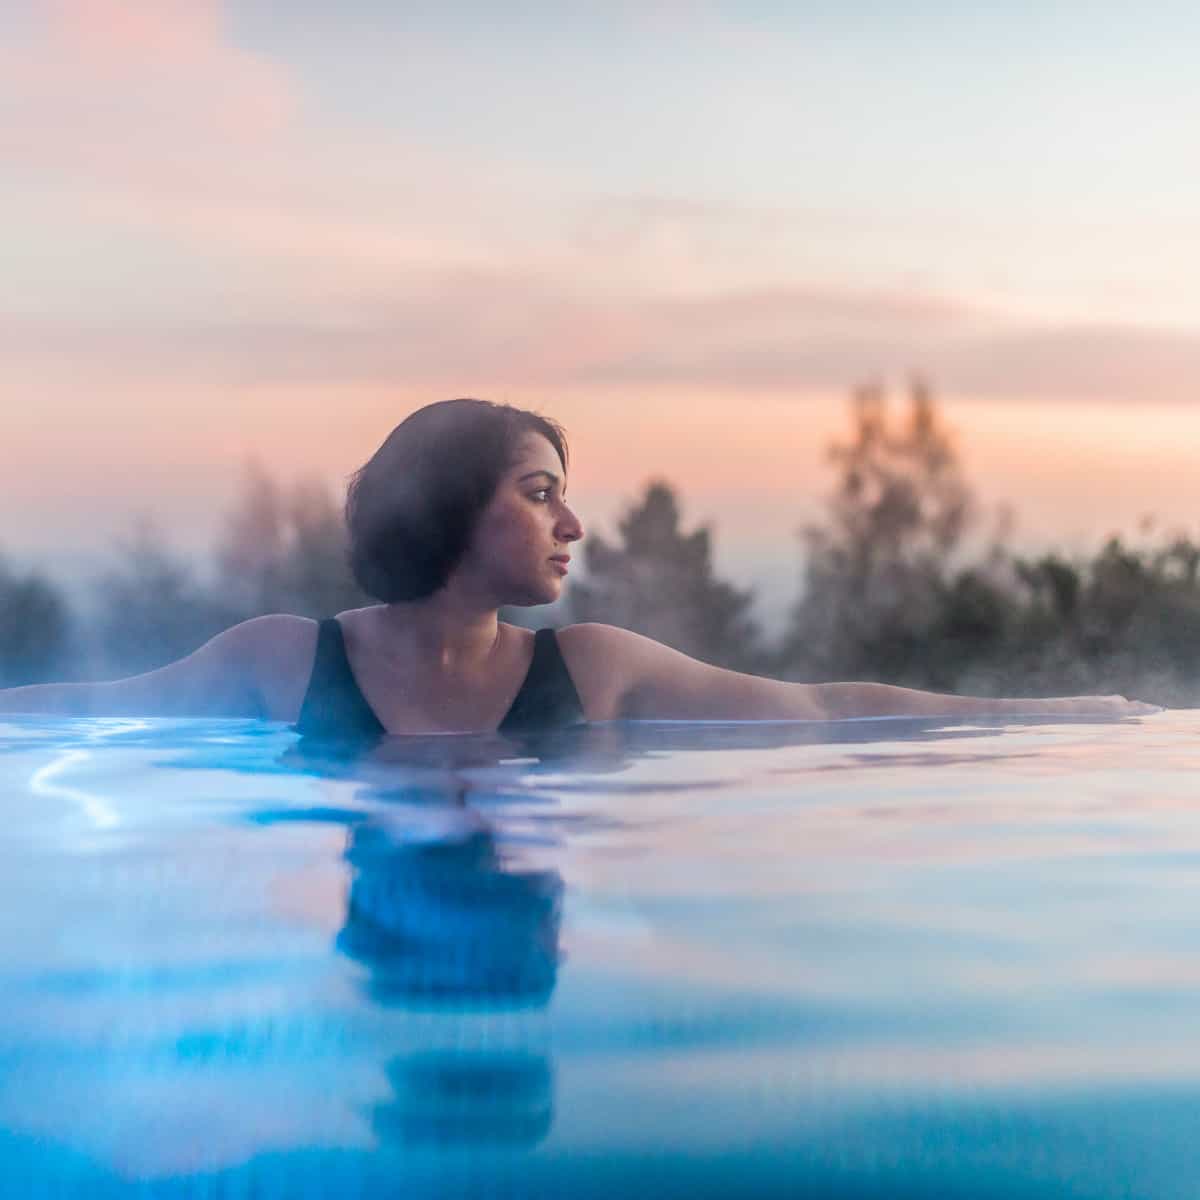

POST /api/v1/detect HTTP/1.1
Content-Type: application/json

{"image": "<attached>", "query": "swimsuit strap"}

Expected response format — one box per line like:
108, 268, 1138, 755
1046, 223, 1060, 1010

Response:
295, 618, 386, 739
498, 627, 586, 735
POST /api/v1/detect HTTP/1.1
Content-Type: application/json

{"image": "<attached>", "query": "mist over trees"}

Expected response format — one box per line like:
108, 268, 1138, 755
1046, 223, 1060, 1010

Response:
0, 459, 369, 685
213, 461, 368, 621
88, 517, 232, 679
774, 376, 1199, 705
777, 375, 1011, 688
2, 388, 1200, 707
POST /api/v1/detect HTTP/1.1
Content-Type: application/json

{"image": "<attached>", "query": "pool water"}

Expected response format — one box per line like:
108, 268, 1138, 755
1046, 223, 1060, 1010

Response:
2, 710, 1198, 1198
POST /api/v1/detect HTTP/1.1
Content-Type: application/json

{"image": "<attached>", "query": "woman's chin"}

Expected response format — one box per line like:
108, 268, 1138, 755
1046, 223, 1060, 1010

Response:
529, 579, 564, 607
504, 582, 560, 608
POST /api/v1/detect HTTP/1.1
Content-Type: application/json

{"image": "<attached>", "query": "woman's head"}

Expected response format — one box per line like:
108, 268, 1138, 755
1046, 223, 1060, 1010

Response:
346, 398, 583, 605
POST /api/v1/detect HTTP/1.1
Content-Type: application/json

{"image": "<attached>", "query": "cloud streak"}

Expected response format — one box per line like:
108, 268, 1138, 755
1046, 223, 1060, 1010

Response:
4, 267, 1198, 404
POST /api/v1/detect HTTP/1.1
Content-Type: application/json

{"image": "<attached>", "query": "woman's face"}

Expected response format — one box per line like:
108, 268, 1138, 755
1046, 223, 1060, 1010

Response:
463, 433, 584, 606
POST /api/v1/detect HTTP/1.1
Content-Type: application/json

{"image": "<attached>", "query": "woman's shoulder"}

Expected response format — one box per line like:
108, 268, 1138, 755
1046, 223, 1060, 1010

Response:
252, 612, 395, 718
238, 612, 321, 657
245, 608, 370, 649
552, 623, 651, 720
235, 613, 323, 721
555, 622, 766, 719
554, 622, 661, 659
554, 620, 710, 678
555, 621, 621, 640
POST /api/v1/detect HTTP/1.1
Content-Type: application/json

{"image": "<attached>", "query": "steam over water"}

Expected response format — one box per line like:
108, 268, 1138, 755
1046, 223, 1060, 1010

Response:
2, 710, 1199, 1197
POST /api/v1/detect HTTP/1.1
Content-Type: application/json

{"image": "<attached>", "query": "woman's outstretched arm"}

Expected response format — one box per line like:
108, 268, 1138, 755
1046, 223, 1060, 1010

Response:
0, 617, 275, 719
560, 623, 1161, 721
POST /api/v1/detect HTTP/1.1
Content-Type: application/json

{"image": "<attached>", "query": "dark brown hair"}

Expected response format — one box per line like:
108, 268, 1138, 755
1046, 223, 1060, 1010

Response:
345, 398, 569, 603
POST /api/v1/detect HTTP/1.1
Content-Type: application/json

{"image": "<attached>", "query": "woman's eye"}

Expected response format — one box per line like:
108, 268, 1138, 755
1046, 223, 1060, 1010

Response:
532, 489, 551, 502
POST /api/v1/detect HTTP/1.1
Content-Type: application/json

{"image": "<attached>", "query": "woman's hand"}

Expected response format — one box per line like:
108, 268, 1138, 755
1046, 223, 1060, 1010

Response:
1020, 694, 1163, 719
802, 683, 1163, 721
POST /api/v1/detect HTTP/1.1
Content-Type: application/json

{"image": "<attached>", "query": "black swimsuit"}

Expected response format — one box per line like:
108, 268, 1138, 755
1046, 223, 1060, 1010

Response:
294, 618, 586, 739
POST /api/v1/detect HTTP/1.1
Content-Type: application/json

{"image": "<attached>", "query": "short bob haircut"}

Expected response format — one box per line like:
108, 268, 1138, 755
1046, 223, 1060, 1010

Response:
345, 398, 569, 603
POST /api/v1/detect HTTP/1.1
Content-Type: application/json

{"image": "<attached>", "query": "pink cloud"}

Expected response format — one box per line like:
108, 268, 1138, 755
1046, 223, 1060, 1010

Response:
45, 0, 224, 69
3, 0, 295, 157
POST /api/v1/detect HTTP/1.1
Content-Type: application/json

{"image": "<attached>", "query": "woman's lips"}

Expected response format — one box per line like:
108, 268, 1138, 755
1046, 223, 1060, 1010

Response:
549, 557, 569, 574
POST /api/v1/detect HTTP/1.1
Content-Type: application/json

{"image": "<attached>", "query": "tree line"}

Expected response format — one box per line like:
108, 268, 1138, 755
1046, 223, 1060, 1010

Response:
3, 379, 1197, 706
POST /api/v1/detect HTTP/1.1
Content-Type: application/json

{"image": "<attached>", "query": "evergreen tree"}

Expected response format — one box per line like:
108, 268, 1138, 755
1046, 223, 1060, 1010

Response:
567, 480, 764, 672
0, 551, 76, 686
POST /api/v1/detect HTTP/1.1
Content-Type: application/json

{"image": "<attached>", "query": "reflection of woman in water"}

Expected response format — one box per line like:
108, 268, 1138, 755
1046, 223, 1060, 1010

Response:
338, 808, 563, 1008
262, 736, 567, 1147
339, 798, 563, 1148
0, 398, 1159, 729
267, 735, 570, 1147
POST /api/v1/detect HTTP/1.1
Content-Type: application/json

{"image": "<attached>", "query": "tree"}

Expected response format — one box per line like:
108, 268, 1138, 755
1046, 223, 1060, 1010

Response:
995, 534, 1200, 703
781, 375, 1003, 684
567, 480, 764, 672
212, 459, 368, 619
212, 459, 288, 617
274, 475, 368, 618
0, 551, 76, 686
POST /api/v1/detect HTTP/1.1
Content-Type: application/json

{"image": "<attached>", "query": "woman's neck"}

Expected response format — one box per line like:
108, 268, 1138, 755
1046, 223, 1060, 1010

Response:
373, 592, 503, 674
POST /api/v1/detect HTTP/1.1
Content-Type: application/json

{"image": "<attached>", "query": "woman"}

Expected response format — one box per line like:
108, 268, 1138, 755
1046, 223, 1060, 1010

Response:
0, 398, 1160, 731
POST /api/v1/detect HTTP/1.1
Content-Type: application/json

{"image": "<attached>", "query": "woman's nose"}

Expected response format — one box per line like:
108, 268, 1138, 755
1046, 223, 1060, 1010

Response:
558, 507, 584, 542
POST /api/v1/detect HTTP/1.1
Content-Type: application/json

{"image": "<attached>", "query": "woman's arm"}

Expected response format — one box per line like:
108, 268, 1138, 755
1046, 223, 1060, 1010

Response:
0, 617, 279, 719
562, 624, 1160, 721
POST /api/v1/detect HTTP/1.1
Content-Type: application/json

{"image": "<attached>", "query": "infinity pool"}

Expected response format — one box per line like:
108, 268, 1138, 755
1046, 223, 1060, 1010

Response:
2, 710, 1197, 1197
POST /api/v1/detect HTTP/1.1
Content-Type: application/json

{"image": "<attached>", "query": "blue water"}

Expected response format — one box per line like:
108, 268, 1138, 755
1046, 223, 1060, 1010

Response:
2, 710, 1198, 1197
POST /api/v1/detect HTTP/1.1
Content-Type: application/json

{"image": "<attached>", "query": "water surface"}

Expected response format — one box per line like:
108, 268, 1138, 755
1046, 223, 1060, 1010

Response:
2, 710, 1197, 1197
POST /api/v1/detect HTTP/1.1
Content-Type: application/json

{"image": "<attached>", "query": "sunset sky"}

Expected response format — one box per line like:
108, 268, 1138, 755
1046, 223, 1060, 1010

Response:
5, 1, 1200, 631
